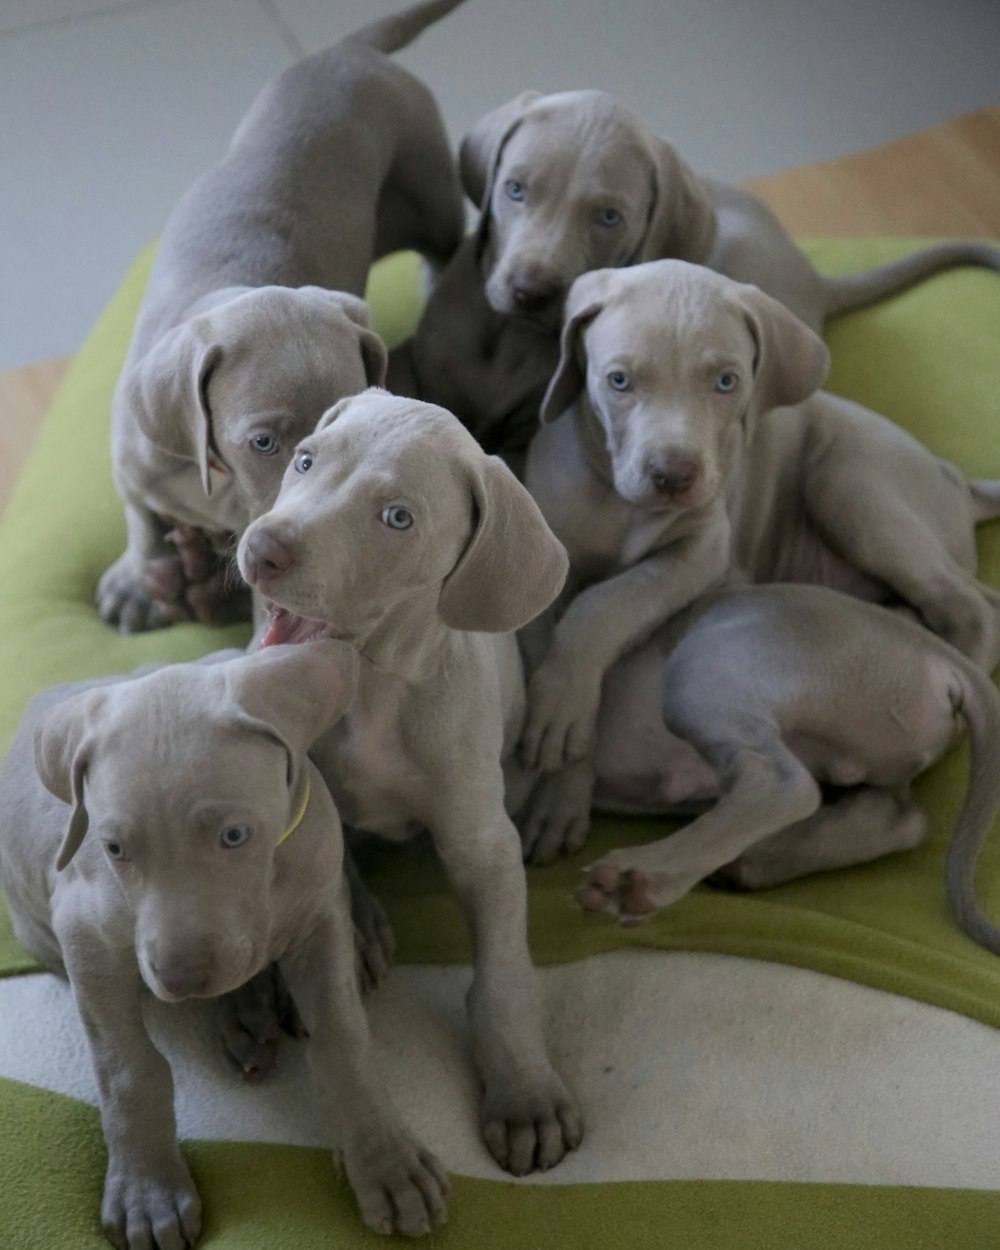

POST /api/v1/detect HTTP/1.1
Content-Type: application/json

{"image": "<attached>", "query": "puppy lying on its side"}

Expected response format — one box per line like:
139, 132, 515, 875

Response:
101, 0, 466, 633
400, 87, 1000, 458
0, 644, 450, 1245
237, 390, 584, 1178
522, 581, 1000, 947
520, 259, 1000, 790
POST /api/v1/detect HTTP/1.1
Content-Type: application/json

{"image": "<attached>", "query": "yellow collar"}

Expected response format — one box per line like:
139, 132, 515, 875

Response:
277, 778, 311, 847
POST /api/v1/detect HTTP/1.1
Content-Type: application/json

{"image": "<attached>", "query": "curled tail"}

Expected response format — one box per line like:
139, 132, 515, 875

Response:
945, 653, 1000, 955
345, 0, 466, 54
822, 242, 1000, 320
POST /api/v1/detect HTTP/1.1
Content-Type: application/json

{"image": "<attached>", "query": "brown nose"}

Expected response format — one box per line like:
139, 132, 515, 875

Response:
152, 955, 212, 998
243, 528, 295, 584
648, 454, 700, 498
511, 277, 559, 312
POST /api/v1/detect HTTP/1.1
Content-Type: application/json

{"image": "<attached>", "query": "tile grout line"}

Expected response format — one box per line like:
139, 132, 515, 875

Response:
0, 0, 178, 41
255, 0, 306, 60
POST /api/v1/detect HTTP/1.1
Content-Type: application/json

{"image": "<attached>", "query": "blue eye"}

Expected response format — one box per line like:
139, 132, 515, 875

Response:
597, 207, 622, 227
294, 451, 313, 473
608, 370, 631, 392
220, 826, 250, 849
105, 841, 126, 861
505, 179, 526, 202
251, 433, 279, 455
381, 506, 413, 530
715, 371, 739, 394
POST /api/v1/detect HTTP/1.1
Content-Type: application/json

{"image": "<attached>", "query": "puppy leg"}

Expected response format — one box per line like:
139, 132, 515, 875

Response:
60, 927, 201, 1250
344, 848, 396, 993
579, 725, 821, 924
433, 805, 583, 1175
805, 439, 1000, 668
518, 759, 596, 865
218, 963, 307, 1081
96, 501, 175, 633
712, 785, 927, 890
279, 878, 448, 1239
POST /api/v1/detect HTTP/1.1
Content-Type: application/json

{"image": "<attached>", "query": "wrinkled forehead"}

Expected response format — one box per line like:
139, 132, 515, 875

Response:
308, 395, 478, 489
83, 675, 283, 815
504, 97, 650, 179
589, 269, 754, 361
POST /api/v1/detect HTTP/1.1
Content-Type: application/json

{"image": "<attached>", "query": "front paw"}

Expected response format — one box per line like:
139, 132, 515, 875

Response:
518, 762, 595, 866
97, 553, 173, 634
344, 1133, 450, 1237
520, 659, 601, 773
481, 1073, 583, 1176
218, 965, 307, 1081
102, 1155, 201, 1250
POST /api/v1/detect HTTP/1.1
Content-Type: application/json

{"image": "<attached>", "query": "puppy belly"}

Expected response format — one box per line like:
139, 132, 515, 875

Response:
780, 524, 886, 602
593, 645, 719, 814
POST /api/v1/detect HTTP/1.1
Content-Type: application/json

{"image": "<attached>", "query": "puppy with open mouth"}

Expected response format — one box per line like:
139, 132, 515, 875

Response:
238, 388, 583, 1178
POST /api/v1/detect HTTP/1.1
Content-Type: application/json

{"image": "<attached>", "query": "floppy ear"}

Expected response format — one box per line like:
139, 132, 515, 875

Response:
459, 90, 542, 208
636, 137, 716, 265
316, 291, 388, 388
539, 273, 609, 423
439, 454, 568, 632
126, 320, 222, 496
34, 689, 107, 871
735, 284, 830, 414
224, 640, 359, 813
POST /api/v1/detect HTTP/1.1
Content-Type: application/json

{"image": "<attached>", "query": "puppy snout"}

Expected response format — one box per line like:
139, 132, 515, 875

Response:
647, 453, 701, 499
511, 279, 559, 312
151, 954, 213, 998
243, 527, 295, 585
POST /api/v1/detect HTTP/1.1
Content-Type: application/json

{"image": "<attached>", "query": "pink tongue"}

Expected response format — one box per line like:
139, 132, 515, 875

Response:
260, 610, 323, 648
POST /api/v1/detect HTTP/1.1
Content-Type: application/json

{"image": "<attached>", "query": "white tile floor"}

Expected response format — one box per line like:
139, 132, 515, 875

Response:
1, 0, 998, 368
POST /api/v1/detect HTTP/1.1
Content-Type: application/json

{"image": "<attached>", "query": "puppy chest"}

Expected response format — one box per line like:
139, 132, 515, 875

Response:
320, 712, 425, 842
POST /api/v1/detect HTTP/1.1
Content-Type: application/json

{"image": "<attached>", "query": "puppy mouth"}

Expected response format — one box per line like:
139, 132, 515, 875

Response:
260, 605, 329, 649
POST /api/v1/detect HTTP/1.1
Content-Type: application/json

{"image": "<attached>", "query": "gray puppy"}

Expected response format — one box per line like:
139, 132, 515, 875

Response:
399, 87, 999, 457
100, 0, 466, 633
0, 643, 451, 1246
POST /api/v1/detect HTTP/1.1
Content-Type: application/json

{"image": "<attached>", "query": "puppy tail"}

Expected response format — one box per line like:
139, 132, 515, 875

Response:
345, 0, 466, 55
968, 478, 1000, 524
944, 654, 1000, 956
820, 242, 1000, 321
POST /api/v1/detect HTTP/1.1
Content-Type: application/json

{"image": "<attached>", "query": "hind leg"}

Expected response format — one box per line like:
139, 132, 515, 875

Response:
712, 786, 928, 891
578, 723, 821, 924
805, 431, 1000, 668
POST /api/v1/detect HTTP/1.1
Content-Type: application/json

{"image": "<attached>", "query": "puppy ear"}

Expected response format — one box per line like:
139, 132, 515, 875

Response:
34, 690, 107, 871
459, 90, 542, 208
540, 273, 608, 423
225, 640, 358, 756
224, 641, 359, 823
125, 320, 222, 497
439, 455, 568, 632
735, 284, 830, 414
318, 292, 388, 387
636, 137, 716, 265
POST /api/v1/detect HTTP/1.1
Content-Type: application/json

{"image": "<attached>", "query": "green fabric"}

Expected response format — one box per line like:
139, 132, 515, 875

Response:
2, 239, 1000, 1034
3, 1078, 999, 1250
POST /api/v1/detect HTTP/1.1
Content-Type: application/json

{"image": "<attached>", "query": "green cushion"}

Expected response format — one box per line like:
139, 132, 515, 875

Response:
2, 239, 1000, 1247
2, 240, 1000, 1022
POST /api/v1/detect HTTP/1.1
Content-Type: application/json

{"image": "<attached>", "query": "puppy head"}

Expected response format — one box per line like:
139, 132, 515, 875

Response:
34, 643, 356, 1002
461, 90, 715, 330
237, 389, 568, 646
541, 261, 828, 512
126, 286, 387, 517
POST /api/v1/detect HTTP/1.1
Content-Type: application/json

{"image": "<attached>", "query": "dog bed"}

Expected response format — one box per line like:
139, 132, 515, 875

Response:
1, 240, 998, 1248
